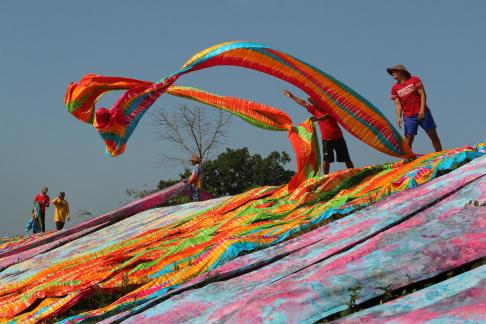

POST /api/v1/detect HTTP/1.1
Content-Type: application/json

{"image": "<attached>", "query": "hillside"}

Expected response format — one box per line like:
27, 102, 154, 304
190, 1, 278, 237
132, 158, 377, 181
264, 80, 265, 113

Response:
0, 142, 485, 323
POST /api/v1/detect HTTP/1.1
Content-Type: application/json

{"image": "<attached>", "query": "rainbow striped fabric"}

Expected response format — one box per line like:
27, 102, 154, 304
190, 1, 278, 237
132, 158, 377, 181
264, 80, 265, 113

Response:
65, 41, 415, 163
0, 142, 484, 322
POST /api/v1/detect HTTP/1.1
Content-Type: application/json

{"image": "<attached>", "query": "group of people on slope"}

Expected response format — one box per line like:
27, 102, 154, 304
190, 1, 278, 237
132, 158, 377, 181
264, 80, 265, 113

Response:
26, 65, 443, 229
285, 64, 442, 174
182, 65, 443, 202
26, 161, 201, 235
28, 187, 70, 234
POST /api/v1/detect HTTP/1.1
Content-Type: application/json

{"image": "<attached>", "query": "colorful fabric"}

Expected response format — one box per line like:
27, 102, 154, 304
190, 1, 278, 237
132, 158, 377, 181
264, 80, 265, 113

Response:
51, 197, 70, 223
337, 264, 486, 323
0, 143, 484, 322
166, 86, 293, 131
29, 202, 42, 234
167, 86, 319, 190
305, 103, 343, 140
404, 107, 437, 135
0, 183, 189, 270
24, 203, 42, 234
287, 119, 321, 191
391, 75, 424, 116
124, 179, 486, 323
65, 41, 415, 160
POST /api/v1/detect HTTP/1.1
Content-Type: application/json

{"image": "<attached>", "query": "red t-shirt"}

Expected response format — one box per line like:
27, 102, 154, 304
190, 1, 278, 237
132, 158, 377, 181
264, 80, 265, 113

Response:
305, 103, 343, 140
35, 194, 50, 213
390, 76, 425, 117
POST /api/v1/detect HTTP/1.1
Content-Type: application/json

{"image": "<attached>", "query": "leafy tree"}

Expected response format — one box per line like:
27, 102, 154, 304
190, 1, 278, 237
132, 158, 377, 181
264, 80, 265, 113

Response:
127, 148, 294, 206
199, 147, 294, 196
126, 173, 192, 207
155, 175, 192, 206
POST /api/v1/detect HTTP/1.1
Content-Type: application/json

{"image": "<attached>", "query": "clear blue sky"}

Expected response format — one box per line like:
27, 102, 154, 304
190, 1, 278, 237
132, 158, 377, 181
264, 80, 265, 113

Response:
1, 1, 485, 236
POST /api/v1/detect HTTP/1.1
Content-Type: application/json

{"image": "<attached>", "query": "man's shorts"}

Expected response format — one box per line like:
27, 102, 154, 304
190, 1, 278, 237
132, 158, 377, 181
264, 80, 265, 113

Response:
322, 137, 351, 163
404, 108, 437, 136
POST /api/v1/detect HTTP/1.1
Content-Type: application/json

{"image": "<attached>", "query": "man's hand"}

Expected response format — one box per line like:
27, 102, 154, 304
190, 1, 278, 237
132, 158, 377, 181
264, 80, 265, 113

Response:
397, 117, 402, 128
418, 110, 425, 121
283, 89, 292, 98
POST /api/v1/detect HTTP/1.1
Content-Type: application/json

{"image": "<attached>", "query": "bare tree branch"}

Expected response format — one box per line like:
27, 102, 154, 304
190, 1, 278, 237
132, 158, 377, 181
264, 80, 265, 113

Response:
152, 104, 232, 167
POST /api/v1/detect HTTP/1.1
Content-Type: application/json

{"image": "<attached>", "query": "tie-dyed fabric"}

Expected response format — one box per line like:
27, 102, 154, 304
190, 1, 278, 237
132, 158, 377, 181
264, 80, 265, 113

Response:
0, 142, 484, 322
65, 42, 415, 158
335, 264, 486, 323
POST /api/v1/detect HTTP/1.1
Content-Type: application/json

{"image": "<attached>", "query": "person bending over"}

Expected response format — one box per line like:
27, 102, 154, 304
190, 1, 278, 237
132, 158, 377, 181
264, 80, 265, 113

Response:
284, 90, 354, 174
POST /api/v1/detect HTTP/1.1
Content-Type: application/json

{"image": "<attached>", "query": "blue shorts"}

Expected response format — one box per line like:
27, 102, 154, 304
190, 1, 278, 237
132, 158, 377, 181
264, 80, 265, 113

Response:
404, 108, 437, 136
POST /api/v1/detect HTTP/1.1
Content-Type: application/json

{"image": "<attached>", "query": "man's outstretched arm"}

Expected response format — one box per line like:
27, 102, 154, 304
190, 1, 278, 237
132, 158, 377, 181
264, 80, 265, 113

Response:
283, 89, 309, 108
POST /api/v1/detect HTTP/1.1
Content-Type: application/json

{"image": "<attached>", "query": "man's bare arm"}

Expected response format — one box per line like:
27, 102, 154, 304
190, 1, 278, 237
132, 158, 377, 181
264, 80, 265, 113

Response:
417, 87, 427, 120
394, 98, 403, 128
283, 89, 308, 108
312, 113, 330, 122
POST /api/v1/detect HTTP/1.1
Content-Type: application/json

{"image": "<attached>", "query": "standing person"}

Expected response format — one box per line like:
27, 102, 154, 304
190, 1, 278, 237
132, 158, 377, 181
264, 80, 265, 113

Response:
387, 64, 443, 152
183, 154, 203, 201
34, 187, 50, 232
284, 89, 354, 175
25, 202, 42, 234
51, 192, 70, 230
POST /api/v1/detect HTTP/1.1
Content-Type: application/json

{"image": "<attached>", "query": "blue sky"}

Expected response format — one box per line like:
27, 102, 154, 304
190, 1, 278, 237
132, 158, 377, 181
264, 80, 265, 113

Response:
1, 1, 485, 236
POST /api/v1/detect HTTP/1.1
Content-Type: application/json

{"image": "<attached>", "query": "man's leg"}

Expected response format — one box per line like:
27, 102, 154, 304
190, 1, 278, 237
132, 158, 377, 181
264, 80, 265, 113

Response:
425, 128, 442, 152
193, 190, 200, 202
421, 108, 442, 152
334, 138, 354, 170
322, 160, 330, 175
405, 135, 415, 150
403, 114, 418, 151
190, 185, 200, 201
40, 212, 46, 232
322, 139, 333, 175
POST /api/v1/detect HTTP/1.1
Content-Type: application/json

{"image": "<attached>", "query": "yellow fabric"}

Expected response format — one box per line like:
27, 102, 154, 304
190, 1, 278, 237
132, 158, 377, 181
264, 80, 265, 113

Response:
52, 197, 70, 222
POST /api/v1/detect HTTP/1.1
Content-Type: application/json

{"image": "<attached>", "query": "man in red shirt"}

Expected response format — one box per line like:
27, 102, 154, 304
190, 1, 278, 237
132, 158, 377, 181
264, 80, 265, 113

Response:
387, 64, 442, 152
34, 187, 50, 232
284, 90, 354, 175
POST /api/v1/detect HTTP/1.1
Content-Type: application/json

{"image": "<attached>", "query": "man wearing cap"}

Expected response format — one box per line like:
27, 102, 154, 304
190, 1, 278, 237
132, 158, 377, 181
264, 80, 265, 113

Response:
183, 154, 203, 201
387, 64, 443, 152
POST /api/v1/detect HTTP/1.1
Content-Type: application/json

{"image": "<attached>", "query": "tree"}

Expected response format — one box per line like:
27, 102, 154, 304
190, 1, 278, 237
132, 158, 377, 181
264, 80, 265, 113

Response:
152, 104, 231, 165
201, 148, 295, 196
155, 176, 192, 206
126, 175, 193, 207
127, 148, 295, 206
